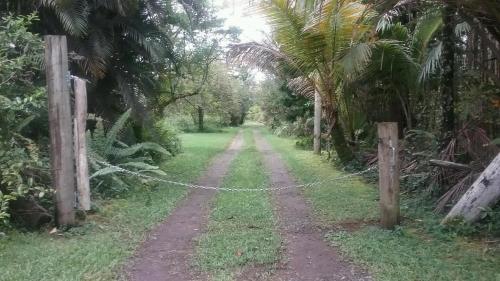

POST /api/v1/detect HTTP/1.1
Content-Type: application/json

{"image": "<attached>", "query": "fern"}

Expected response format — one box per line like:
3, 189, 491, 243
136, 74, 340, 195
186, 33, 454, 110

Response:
87, 109, 173, 196
104, 108, 132, 153
119, 162, 162, 171
111, 142, 171, 158
89, 166, 123, 179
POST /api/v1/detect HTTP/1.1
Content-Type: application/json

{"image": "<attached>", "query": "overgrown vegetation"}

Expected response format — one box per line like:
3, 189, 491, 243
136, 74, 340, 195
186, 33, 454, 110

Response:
0, 2, 253, 228
0, 14, 50, 226
241, 0, 500, 233
87, 109, 171, 196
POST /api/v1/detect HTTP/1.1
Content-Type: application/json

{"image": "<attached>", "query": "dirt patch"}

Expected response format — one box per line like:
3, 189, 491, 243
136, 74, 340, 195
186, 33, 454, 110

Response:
123, 132, 244, 281
253, 131, 372, 281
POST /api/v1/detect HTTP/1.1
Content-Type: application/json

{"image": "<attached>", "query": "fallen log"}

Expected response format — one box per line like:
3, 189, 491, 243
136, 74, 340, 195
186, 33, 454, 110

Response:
429, 159, 471, 170
442, 153, 500, 224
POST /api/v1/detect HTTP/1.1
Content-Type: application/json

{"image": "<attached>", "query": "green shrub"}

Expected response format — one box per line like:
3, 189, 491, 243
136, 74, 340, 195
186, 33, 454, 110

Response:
0, 14, 49, 227
0, 139, 51, 225
155, 119, 182, 156
295, 136, 313, 150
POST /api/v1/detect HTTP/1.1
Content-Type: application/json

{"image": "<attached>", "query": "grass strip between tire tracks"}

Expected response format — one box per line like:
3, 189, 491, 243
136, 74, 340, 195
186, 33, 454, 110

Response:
195, 128, 281, 281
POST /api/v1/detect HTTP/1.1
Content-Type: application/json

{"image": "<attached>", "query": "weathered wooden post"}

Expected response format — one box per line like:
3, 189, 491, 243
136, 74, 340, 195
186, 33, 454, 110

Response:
45, 35, 75, 225
313, 90, 321, 155
73, 77, 91, 211
377, 122, 400, 229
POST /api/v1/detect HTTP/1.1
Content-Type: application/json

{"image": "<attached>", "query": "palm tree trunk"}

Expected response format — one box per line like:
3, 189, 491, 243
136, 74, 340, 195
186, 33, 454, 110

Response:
327, 108, 353, 164
198, 106, 204, 131
440, 2, 456, 149
331, 119, 353, 164
313, 90, 322, 154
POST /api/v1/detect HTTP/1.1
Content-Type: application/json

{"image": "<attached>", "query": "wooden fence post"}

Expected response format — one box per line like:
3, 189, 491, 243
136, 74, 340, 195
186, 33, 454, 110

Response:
45, 35, 75, 226
377, 122, 400, 229
313, 90, 322, 155
73, 77, 91, 211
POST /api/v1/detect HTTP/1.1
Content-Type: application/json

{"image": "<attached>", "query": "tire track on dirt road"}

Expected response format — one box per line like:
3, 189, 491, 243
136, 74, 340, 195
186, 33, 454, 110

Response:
124, 132, 244, 281
253, 130, 372, 281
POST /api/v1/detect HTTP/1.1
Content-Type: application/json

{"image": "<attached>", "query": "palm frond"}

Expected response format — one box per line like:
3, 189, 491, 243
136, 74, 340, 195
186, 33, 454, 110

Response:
41, 0, 89, 36
376, 13, 393, 32
121, 24, 162, 60
363, 39, 419, 85
258, 0, 319, 73
287, 77, 315, 100
411, 9, 442, 62
339, 42, 373, 79
228, 42, 294, 75
418, 41, 442, 82
455, 21, 471, 36
74, 30, 114, 78
379, 22, 409, 42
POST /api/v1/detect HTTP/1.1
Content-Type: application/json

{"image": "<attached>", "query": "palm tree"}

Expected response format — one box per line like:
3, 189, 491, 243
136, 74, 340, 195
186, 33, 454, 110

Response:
230, 0, 377, 163
372, 0, 500, 143
355, 7, 442, 131
0, 0, 209, 127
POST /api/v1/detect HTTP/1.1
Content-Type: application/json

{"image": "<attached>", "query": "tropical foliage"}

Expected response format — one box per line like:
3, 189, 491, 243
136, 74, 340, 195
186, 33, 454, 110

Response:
0, 0, 499, 237
0, 2, 251, 227
242, 0, 499, 223
230, 0, 381, 162
87, 109, 170, 196
0, 14, 50, 226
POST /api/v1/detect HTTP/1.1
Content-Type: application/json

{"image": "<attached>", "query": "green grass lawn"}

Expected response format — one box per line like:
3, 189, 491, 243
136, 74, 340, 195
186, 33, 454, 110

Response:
0, 129, 237, 281
195, 128, 281, 281
263, 130, 500, 281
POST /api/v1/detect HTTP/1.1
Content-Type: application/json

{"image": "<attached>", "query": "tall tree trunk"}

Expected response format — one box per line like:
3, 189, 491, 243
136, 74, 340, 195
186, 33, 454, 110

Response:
313, 90, 322, 155
198, 106, 204, 131
440, 2, 456, 149
326, 107, 353, 164
442, 153, 500, 224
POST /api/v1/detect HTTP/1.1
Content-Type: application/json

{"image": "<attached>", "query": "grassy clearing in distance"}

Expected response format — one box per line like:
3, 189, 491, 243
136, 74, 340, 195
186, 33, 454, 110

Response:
0, 129, 237, 281
263, 129, 500, 281
195, 128, 281, 281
